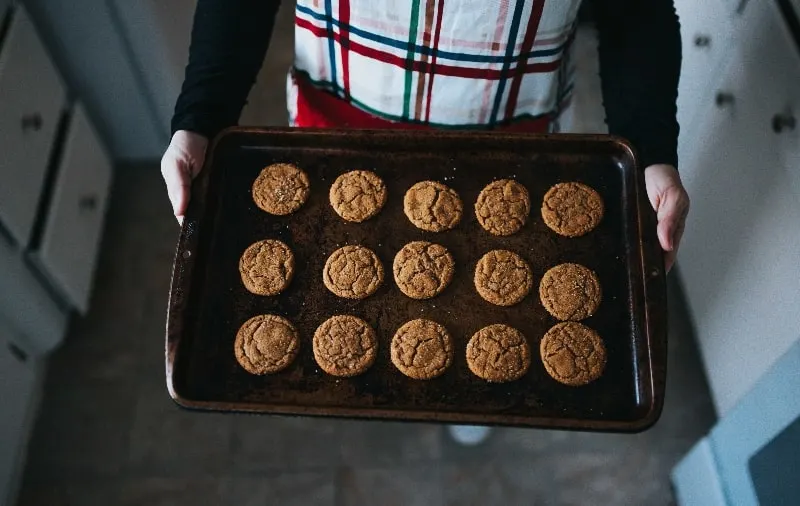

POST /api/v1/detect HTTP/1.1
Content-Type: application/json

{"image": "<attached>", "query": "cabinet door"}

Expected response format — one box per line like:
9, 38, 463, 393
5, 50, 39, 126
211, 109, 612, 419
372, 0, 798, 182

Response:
36, 105, 112, 314
0, 325, 37, 506
0, 7, 67, 247
678, 0, 800, 416
674, 0, 735, 161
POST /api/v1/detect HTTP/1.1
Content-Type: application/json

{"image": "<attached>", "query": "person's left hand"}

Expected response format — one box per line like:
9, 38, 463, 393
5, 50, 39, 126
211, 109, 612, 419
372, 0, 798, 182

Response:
644, 164, 690, 273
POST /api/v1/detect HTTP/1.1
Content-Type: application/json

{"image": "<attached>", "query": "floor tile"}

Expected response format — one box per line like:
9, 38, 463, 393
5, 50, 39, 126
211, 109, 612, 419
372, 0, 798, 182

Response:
23, 383, 136, 479
441, 462, 548, 506
15, 480, 120, 506
127, 382, 232, 476
339, 466, 443, 506
339, 420, 442, 467
228, 414, 343, 473
219, 471, 336, 506
117, 477, 222, 506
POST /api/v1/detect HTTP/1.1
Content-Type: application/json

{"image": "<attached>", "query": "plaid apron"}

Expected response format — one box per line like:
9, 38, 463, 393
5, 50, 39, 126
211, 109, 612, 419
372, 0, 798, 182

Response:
288, 0, 582, 131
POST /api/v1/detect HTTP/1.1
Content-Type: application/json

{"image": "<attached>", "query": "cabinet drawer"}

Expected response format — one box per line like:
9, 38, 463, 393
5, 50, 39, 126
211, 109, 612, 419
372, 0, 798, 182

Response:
35, 105, 112, 314
0, 6, 67, 247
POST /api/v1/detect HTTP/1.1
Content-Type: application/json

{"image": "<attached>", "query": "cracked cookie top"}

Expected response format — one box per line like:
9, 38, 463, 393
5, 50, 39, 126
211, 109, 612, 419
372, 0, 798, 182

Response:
541, 182, 604, 237
540, 322, 606, 386
329, 170, 387, 222
239, 239, 295, 296
252, 163, 311, 216
393, 241, 454, 300
391, 319, 453, 380
234, 314, 299, 375
475, 179, 530, 236
466, 324, 530, 382
539, 263, 601, 321
313, 315, 377, 377
323, 245, 384, 299
403, 180, 463, 232
474, 250, 533, 306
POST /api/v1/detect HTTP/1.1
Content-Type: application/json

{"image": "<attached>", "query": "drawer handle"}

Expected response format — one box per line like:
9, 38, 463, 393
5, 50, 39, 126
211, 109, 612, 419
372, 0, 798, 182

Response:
79, 195, 98, 211
693, 34, 711, 48
772, 113, 796, 133
715, 92, 735, 108
21, 113, 43, 132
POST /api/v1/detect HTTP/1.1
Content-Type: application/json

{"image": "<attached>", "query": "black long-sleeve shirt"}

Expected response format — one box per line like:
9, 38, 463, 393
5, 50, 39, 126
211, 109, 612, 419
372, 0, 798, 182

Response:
172, 0, 681, 169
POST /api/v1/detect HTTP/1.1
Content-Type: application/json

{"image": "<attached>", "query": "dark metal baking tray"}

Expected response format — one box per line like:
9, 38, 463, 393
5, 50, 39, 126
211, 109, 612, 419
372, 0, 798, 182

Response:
166, 128, 667, 432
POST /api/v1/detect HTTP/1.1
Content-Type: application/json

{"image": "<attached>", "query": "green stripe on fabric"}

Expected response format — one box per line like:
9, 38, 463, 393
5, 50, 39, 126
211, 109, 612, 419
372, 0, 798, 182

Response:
402, 0, 423, 120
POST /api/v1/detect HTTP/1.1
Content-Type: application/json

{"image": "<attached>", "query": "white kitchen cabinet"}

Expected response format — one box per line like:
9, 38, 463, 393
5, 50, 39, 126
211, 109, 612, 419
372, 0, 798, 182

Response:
0, 6, 67, 247
35, 105, 112, 314
0, 322, 41, 506
673, 0, 737, 163
678, 0, 800, 416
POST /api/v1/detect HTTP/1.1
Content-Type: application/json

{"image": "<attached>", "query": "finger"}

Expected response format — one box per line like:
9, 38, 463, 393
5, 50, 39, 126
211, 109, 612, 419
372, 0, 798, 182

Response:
177, 215, 184, 226
657, 187, 689, 252
161, 159, 192, 217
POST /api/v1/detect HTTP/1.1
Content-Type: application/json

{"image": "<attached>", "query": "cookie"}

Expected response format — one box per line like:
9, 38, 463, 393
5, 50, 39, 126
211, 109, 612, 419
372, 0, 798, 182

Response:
540, 263, 602, 321
474, 250, 533, 306
541, 182, 604, 237
313, 315, 377, 377
393, 241, 455, 299
323, 245, 384, 299
390, 319, 453, 380
234, 315, 299, 375
403, 181, 463, 232
475, 179, 530, 236
466, 324, 531, 383
540, 322, 606, 386
329, 170, 387, 222
252, 163, 311, 215
239, 239, 295, 296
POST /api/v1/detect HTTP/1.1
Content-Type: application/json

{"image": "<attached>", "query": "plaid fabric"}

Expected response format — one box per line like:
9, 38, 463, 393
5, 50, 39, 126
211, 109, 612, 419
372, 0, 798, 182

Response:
289, 0, 582, 128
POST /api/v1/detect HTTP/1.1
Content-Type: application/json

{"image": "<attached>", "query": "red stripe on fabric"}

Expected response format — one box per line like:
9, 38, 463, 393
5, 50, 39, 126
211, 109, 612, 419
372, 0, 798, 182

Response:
504, 0, 546, 120
296, 18, 562, 79
423, 0, 446, 122
293, 73, 550, 132
339, 0, 351, 100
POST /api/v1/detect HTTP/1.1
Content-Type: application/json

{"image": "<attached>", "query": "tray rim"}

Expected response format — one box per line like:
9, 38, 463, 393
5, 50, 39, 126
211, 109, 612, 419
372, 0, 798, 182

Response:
165, 127, 668, 433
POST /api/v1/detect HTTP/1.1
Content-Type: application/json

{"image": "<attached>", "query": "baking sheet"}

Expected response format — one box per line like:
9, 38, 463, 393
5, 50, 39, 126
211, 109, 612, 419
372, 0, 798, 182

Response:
166, 128, 667, 431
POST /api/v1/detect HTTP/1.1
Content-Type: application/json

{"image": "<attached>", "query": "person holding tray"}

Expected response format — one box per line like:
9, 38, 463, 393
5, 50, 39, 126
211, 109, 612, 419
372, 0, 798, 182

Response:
161, 0, 689, 445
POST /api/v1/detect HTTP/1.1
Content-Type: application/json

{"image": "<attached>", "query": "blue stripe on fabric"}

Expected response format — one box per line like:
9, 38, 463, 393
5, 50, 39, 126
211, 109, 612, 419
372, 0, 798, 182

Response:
324, 0, 338, 97
296, 4, 568, 63
488, 1, 527, 125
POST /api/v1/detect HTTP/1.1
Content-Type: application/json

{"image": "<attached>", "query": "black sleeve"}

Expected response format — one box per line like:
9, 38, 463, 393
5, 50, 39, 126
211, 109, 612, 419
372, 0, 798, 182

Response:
171, 0, 282, 139
594, 0, 682, 169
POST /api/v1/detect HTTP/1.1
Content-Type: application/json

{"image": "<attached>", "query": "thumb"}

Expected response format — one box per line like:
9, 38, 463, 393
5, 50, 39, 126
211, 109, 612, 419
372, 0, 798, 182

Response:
162, 157, 193, 218
658, 214, 676, 252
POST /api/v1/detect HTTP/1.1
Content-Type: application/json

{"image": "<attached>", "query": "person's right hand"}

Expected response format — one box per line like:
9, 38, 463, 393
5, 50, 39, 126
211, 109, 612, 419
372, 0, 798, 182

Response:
161, 130, 209, 223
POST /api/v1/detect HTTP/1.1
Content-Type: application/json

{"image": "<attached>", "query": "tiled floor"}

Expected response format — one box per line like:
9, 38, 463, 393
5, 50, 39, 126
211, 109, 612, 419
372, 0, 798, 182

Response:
16, 10, 715, 506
